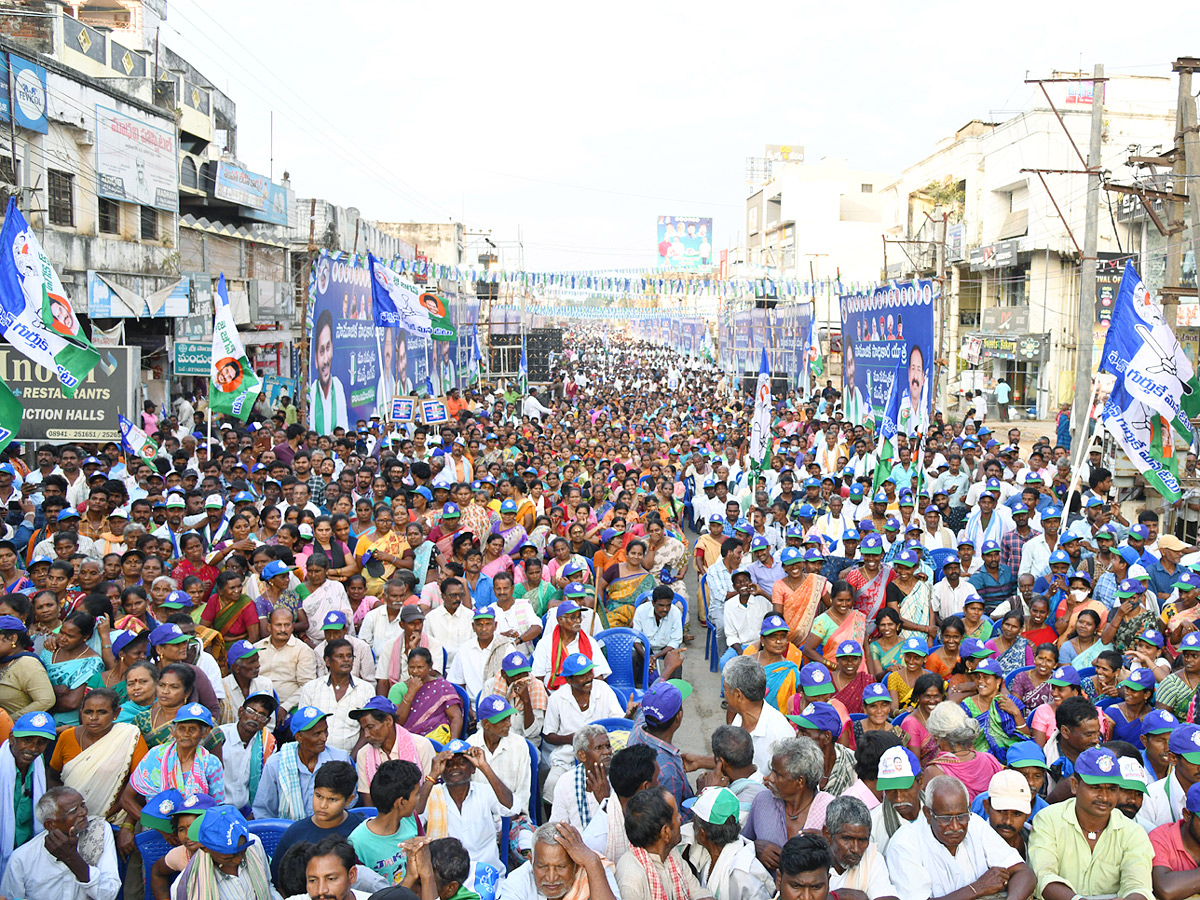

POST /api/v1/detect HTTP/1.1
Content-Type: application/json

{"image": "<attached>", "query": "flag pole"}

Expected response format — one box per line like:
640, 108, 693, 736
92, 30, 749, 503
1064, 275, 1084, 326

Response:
1061, 377, 1102, 522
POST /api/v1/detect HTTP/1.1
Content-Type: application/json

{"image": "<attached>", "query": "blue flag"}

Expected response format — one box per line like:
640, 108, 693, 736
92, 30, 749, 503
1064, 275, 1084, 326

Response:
368, 253, 431, 333
519, 338, 528, 393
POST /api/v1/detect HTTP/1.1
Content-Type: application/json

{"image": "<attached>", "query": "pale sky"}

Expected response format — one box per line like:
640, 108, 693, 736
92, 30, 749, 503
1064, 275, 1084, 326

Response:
161, 1, 1200, 271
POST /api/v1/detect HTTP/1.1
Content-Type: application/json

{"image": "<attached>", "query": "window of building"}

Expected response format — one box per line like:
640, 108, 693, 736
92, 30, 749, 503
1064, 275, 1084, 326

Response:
47, 170, 73, 226
0, 156, 15, 185
861, 183, 874, 193
140, 205, 157, 241
98, 198, 119, 234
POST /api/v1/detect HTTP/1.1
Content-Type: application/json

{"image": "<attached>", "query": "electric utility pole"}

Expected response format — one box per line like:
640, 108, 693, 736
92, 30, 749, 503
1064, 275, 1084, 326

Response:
1072, 64, 1105, 438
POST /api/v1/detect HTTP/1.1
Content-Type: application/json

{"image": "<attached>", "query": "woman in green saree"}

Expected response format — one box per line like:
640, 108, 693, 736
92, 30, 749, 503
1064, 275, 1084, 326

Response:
597, 539, 656, 628
132, 662, 223, 754
42, 610, 105, 727
960, 658, 1031, 764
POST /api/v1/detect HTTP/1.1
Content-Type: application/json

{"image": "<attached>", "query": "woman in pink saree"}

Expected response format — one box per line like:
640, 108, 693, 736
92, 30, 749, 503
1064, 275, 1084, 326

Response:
843, 534, 893, 637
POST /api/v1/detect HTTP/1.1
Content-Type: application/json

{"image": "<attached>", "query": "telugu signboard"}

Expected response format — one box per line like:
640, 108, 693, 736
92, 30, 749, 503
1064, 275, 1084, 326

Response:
173, 341, 210, 376
657, 215, 713, 272
95, 105, 178, 212
1, 346, 139, 441
213, 161, 268, 209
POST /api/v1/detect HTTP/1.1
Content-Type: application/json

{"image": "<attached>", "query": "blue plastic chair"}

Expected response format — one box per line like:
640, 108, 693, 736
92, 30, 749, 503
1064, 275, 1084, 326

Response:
849, 712, 867, 722
891, 711, 910, 727
526, 739, 541, 826
1004, 665, 1033, 689
699, 578, 719, 672
928, 548, 958, 583
595, 627, 652, 707
1076, 666, 1096, 679
592, 716, 634, 732
499, 820, 511, 868
349, 806, 378, 817
247, 818, 292, 859
136, 829, 172, 900
452, 682, 473, 736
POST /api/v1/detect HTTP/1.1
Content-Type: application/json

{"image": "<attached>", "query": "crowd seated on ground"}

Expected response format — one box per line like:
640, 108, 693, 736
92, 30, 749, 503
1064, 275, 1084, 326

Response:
0, 332, 1193, 900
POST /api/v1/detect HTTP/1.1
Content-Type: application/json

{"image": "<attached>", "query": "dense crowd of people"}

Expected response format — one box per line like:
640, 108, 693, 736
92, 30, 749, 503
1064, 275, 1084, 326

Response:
0, 329, 1192, 900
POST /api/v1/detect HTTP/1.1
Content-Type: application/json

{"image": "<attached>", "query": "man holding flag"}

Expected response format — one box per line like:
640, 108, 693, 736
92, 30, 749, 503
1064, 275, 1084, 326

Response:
1098, 263, 1200, 502
748, 348, 772, 489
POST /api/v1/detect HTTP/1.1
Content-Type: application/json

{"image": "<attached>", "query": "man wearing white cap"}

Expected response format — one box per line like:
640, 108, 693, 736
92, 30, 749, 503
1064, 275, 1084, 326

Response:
980, 770, 1033, 859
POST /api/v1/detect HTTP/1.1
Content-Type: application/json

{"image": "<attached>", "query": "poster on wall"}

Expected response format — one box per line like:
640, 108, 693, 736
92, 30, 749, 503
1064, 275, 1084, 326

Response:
838, 280, 937, 431
95, 105, 178, 212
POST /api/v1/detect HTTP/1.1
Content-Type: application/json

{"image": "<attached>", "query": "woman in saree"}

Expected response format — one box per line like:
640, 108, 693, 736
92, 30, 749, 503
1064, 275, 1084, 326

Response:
773, 546, 827, 642
299, 554, 353, 646
1055, 573, 1109, 649
985, 610, 1033, 676
206, 514, 258, 569
898, 672, 945, 765
1023, 596, 1059, 645
41, 610, 104, 728
509, 476, 537, 533
258, 559, 308, 636
830, 639, 874, 715
492, 499, 530, 558
1082, 649, 1124, 706
869, 607, 904, 677
173, 533, 219, 598
29, 589, 62, 655
842, 534, 893, 636
883, 550, 938, 642
258, 506, 283, 546
643, 517, 690, 602
49, 688, 147, 851
122, 703, 224, 815
854, 682, 912, 747
401, 522, 441, 596
481, 533, 515, 579
545, 537, 589, 589
133, 662, 223, 754
1165, 575, 1200, 654
1060, 609, 1108, 667
886, 636, 934, 712
921, 700, 1004, 801
513, 558, 560, 617
302, 516, 358, 583
961, 596, 995, 642
751, 614, 802, 712
1009, 642, 1058, 712
960, 658, 1030, 764
394, 647, 463, 744
116, 660, 158, 723
804, 580, 866, 668
597, 539, 656, 628
355, 504, 409, 596
693, 517, 726, 582
86, 630, 148, 703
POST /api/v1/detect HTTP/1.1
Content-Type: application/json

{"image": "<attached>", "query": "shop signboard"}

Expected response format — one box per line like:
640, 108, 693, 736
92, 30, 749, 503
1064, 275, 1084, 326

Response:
968, 239, 1019, 272
1, 346, 138, 441
173, 341, 209, 376
975, 333, 1050, 362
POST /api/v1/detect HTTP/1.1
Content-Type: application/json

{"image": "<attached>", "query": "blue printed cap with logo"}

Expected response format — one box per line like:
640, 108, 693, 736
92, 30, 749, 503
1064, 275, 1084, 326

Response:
941, 553, 962, 567
1174, 571, 1200, 592
1128, 524, 1151, 541
149, 623, 189, 646
642, 679, 693, 725
835, 640, 863, 658
262, 560, 291, 581
1170, 724, 1200, 762
1134, 627, 1164, 647
981, 539, 1000, 554
1142, 709, 1179, 736
141, 788, 185, 831
478, 694, 517, 723
872, 490, 888, 503
849, 484, 865, 498
561, 653, 594, 678
788, 701, 843, 739
860, 533, 885, 554
350, 696, 397, 720
1011, 502, 1029, 515
562, 560, 589, 580
799, 662, 835, 696
974, 658, 1004, 678
1182, 632, 1200, 653
963, 593, 986, 610
1047, 549, 1071, 566
1119, 667, 1157, 692
1069, 571, 1092, 587
901, 636, 929, 657
751, 535, 770, 552
1048, 665, 1081, 687
226, 640, 258, 667
760, 614, 789, 636
161, 590, 193, 610
174, 703, 213, 727
862, 682, 890, 705
734, 520, 754, 534
502, 650, 532, 675
1074, 746, 1123, 785
189, 806, 251, 854
12, 711, 55, 740
893, 549, 919, 568
884, 517, 901, 532
290, 706, 330, 733
959, 637, 993, 659
321, 610, 349, 631
499, 499, 519, 514
111, 630, 145, 657
1006, 740, 1049, 769
780, 547, 804, 566
842, 528, 860, 542
473, 605, 497, 621
708, 513, 725, 525
803, 547, 824, 562
441, 502, 461, 519
1042, 505, 1063, 520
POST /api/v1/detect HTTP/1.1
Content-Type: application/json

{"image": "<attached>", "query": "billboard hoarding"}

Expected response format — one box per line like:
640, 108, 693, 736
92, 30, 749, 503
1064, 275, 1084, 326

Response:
213, 161, 268, 209
0, 55, 47, 134
2, 346, 138, 441
657, 215, 713, 272
95, 105, 178, 212
839, 281, 937, 431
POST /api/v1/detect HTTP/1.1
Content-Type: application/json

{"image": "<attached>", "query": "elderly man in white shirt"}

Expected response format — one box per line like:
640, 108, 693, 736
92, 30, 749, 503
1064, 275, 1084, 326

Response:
549, 723, 613, 828
884, 776, 1035, 900
825, 795, 898, 900
723, 656, 795, 775
501, 822, 621, 900
467, 695, 532, 817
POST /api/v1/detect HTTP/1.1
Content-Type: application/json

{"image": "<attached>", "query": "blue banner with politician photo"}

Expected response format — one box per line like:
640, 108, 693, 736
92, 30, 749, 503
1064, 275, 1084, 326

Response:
308, 252, 433, 434
838, 280, 936, 432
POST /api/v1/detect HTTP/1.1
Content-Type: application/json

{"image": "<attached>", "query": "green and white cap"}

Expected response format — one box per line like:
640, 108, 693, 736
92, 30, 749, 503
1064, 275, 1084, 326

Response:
682, 786, 740, 825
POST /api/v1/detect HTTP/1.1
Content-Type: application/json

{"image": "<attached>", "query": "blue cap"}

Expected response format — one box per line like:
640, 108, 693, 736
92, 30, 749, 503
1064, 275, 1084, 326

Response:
1175, 571, 1200, 591
176, 793, 219, 815
500, 499, 519, 514
1129, 524, 1150, 541
1060, 532, 1081, 545
174, 703, 213, 727
761, 613, 789, 635
884, 517, 901, 532
804, 477, 820, 488
862, 682, 890, 705
148, 623, 188, 646
1048, 549, 1071, 565
11, 711, 55, 740
233, 490, 255, 503
477, 695, 517, 722
262, 560, 291, 580
734, 520, 753, 534
708, 513, 725, 524
1042, 506, 1063, 519
872, 490, 888, 503
290, 706, 330, 733
1119, 667, 1157, 691
1170, 724, 1200, 761
860, 533, 885, 554
1117, 547, 1142, 566
191, 806, 251, 853
780, 547, 804, 565
962, 593, 986, 609
974, 658, 1004, 677
956, 537, 975, 549
1011, 502, 1029, 514
1005, 740, 1049, 769
1182, 632, 1200, 652
835, 639, 863, 658
979, 539, 999, 554
803, 547, 824, 561
0, 614, 25, 633
1135, 627, 1164, 647
893, 549, 919, 567
161, 590, 193, 610
849, 484, 865, 497
959, 637, 993, 659
942, 553, 962, 567
57, 507, 79, 520
901, 636, 929, 656
473, 605, 497, 621
561, 653, 594, 678
556, 599, 583, 616
642, 679, 693, 726
226, 640, 258, 667
1074, 746, 1123, 785
414, 486, 433, 502
1048, 665, 1081, 687
800, 662, 835, 695
442, 502, 461, 518
502, 650, 532, 674
842, 529, 860, 542
349, 696, 397, 720
1142, 709, 1179, 736
788, 701, 843, 739
750, 535, 770, 551
797, 504, 816, 519
321, 610, 350, 630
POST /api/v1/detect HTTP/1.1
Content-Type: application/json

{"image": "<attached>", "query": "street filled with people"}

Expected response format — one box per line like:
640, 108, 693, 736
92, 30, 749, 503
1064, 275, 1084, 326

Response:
0, 328, 1192, 900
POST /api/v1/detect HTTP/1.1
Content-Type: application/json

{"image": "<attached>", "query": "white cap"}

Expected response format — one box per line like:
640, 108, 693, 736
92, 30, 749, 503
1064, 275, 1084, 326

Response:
987, 770, 1031, 814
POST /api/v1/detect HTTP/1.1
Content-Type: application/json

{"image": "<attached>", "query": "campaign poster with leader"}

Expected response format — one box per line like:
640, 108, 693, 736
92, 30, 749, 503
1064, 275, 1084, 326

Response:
839, 280, 936, 432
309, 252, 431, 432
